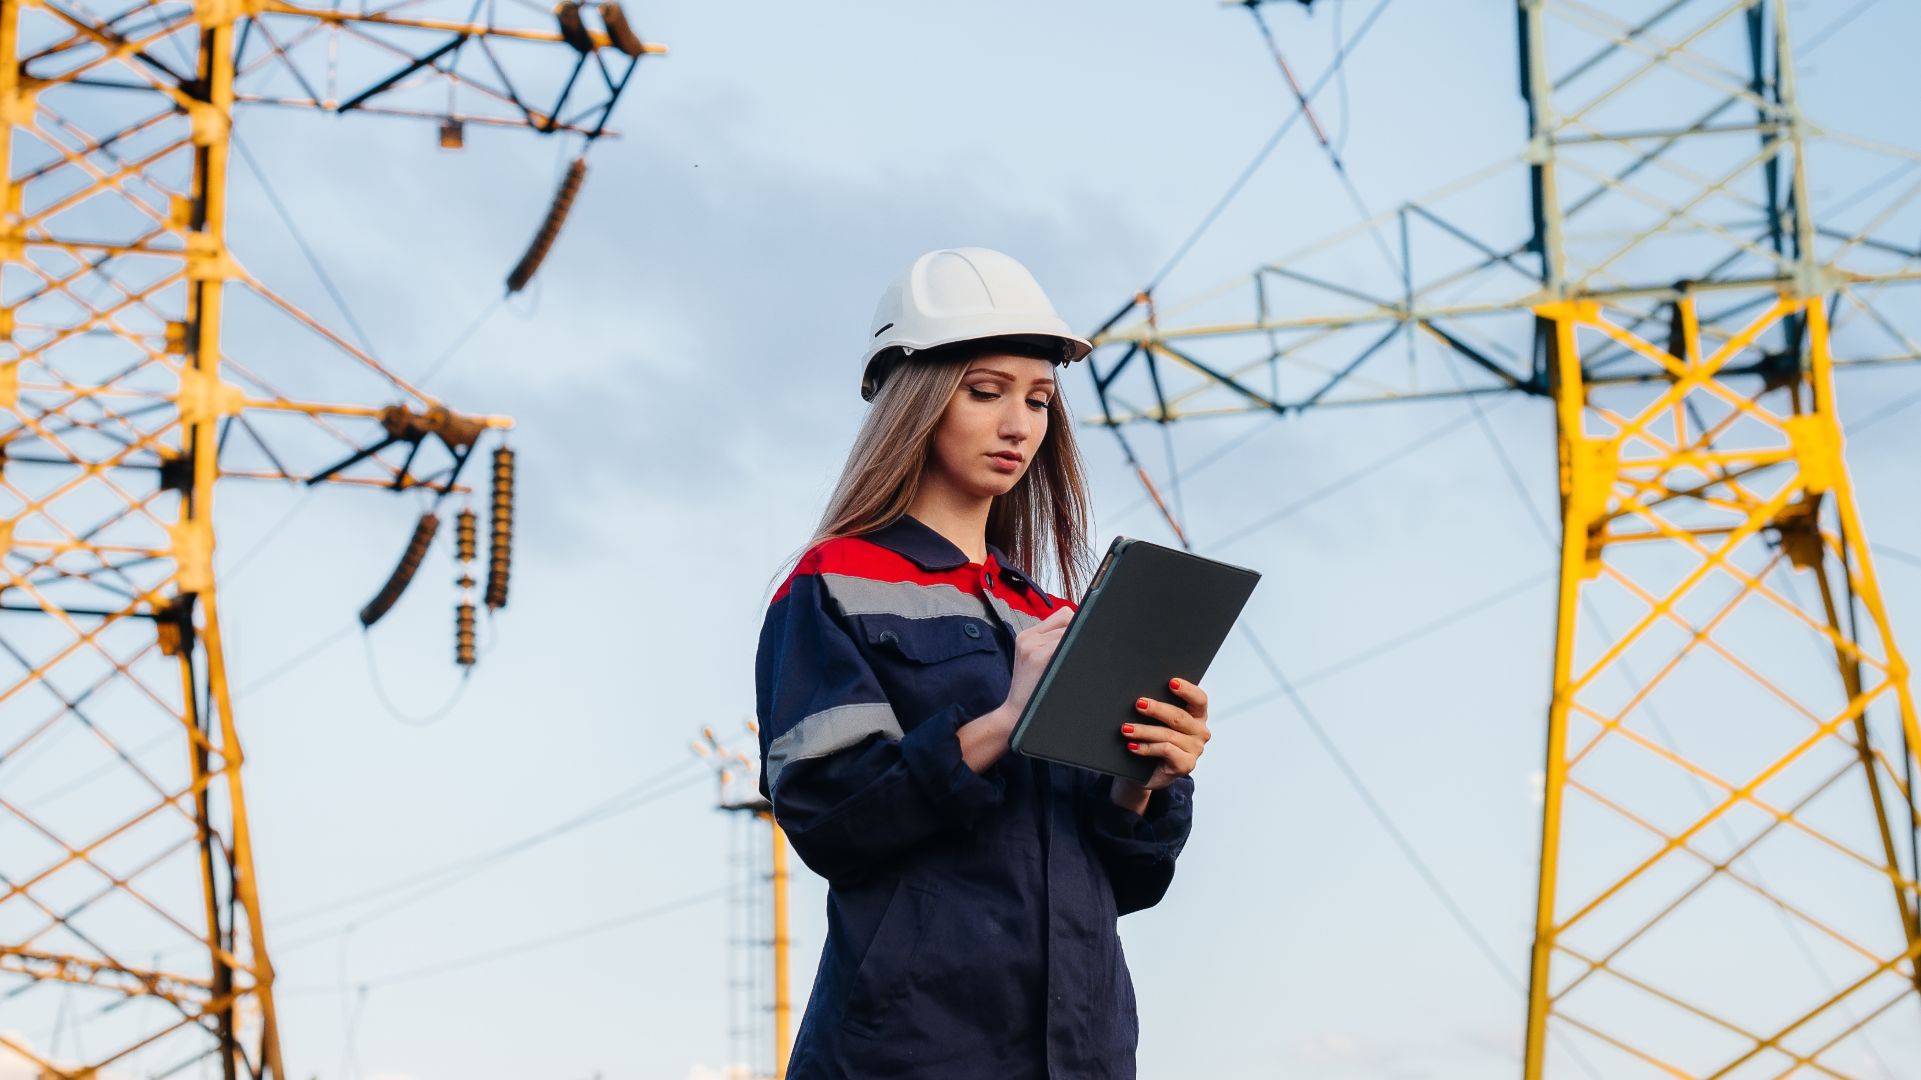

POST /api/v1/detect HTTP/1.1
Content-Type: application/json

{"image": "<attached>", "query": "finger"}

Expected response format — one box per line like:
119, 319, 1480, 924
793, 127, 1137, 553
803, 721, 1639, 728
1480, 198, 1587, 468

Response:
1021, 624, 1071, 648
1168, 676, 1208, 713
1120, 721, 1202, 755
1125, 738, 1198, 774
1026, 610, 1073, 637
1039, 605, 1074, 625
1132, 696, 1205, 737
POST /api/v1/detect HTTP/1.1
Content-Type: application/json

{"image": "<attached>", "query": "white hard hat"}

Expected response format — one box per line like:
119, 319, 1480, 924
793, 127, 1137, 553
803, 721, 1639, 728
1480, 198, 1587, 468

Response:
860, 247, 1093, 402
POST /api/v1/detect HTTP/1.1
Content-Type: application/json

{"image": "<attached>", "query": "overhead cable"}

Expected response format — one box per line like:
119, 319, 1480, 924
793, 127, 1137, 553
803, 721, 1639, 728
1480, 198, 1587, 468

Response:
1206, 402, 1490, 551
1243, 0, 1401, 276
270, 760, 708, 947
279, 887, 727, 995
232, 128, 382, 361
1142, 0, 1395, 294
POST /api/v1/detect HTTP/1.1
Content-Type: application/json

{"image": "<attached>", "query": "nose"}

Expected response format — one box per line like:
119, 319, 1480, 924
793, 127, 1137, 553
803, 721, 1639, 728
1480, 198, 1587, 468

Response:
999, 397, 1037, 441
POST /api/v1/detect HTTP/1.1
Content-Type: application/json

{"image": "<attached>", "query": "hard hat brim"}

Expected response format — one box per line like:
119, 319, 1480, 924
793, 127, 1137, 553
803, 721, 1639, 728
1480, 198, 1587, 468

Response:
860, 330, 1093, 402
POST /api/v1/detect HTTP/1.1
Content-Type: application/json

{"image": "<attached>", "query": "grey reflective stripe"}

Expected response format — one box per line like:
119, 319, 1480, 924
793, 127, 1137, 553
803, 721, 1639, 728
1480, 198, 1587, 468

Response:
765, 701, 902, 788
821, 573, 988, 621
984, 591, 1041, 635
822, 570, 1043, 636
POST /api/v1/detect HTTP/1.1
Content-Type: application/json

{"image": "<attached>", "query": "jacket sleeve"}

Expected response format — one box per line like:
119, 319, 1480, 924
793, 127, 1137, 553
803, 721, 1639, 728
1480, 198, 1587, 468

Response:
755, 567, 1007, 884
1076, 771, 1195, 915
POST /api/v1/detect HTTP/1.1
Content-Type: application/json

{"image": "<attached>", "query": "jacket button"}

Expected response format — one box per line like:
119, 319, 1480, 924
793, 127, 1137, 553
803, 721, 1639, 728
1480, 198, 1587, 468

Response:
963, 622, 982, 639
879, 630, 899, 645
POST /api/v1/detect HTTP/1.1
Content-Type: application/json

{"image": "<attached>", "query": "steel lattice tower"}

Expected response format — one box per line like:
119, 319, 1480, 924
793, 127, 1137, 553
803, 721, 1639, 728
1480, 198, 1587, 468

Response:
696, 723, 792, 1080
1088, 1, 1921, 1074
0, 2, 658, 1076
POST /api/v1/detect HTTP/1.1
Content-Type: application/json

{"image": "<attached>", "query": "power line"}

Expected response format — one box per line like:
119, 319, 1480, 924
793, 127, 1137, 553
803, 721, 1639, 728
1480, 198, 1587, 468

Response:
232, 128, 382, 360
1236, 629, 1526, 991
1799, 0, 1884, 56
1329, 0, 1352, 159
1850, 384, 1921, 436
412, 297, 506, 385
278, 887, 727, 995
1106, 415, 1281, 526
267, 761, 709, 954
1243, 0, 1401, 276
1214, 566, 1554, 723
1141, 0, 1395, 292
143, 760, 710, 967
1235, 624, 1604, 1080
1089, 0, 1921, 1066
1158, 420, 1186, 538
278, 757, 704, 924
1207, 400, 1495, 551
1099, 360, 1597, 1070
14, 731, 174, 813
235, 114, 505, 389
233, 622, 358, 700
222, 486, 324, 583
359, 631, 474, 728
1875, 542, 1921, 572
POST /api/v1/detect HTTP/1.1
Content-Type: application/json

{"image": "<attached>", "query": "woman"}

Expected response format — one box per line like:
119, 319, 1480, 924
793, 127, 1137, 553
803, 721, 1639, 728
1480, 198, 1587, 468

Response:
754, 248, 1211, 1079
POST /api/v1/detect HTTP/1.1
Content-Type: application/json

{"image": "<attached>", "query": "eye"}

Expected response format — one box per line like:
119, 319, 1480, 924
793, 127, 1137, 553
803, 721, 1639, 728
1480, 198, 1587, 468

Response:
966, 387, 998, 401
1027, 398, 1050, 411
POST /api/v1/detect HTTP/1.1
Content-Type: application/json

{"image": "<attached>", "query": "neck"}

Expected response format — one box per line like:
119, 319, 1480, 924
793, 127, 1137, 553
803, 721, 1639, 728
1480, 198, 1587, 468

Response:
906, 485, 993, 565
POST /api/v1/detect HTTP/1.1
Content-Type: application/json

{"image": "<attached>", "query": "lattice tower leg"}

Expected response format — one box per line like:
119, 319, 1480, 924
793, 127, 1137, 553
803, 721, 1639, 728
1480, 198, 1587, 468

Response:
1524, 295, 1921, 1077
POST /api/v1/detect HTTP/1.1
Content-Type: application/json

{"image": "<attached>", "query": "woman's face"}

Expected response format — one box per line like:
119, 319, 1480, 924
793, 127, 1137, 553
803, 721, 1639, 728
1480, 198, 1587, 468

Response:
926, 353, 1056, 499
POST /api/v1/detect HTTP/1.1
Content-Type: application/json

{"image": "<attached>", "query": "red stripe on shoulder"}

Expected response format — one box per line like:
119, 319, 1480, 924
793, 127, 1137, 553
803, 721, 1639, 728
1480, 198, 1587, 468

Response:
1000, 585, 1070, 619
771, 535, 965, 605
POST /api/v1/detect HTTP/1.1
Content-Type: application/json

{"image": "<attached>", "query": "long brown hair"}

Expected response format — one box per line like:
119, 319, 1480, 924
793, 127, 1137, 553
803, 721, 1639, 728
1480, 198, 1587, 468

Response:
766, 340, 1095, 604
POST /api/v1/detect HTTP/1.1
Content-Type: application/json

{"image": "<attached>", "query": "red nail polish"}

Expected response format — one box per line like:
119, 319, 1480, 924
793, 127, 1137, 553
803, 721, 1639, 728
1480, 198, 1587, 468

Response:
1122, 724, 1135, 734
1170, 678, 1181, 690
1127, 742, 1140, 751
1135, 697, 1148, 710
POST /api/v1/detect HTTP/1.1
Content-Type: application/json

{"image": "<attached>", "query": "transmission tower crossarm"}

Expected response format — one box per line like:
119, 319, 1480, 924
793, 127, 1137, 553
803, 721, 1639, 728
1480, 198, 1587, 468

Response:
214, 0, 667, 136
251, 0, 670, 52
1075, 1, 1921, 1072
1, 0, 654, 1074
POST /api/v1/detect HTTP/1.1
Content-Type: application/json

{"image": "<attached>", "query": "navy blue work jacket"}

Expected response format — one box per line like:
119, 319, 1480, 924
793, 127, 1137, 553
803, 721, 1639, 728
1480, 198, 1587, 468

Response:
754, 513, 1195, 1079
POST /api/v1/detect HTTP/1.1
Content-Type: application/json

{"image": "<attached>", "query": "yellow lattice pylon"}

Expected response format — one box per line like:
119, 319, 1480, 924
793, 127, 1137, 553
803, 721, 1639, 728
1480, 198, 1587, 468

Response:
1, 3, 657, 1076
1525, 294, 1921, 1077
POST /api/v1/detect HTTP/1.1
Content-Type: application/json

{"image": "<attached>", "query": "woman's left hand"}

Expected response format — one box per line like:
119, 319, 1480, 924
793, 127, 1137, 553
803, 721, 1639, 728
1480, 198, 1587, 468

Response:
1112, 677, 1210, 809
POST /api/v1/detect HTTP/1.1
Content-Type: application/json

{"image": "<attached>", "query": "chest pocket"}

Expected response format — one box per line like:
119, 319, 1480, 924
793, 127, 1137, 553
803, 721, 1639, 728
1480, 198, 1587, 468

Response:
857, 613, 999, 665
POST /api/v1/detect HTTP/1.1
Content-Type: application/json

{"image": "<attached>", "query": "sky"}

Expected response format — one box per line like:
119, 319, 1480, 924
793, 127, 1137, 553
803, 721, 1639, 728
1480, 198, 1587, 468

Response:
9, 1, 1921, 1077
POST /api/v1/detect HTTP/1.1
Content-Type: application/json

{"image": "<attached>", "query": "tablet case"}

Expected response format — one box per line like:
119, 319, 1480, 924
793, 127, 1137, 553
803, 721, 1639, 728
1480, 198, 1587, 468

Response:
1010, 537, 1261, 782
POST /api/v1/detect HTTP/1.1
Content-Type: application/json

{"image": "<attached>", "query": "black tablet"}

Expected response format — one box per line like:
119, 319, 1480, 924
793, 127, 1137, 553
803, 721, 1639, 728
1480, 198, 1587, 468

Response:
1009, 536, 1261, 782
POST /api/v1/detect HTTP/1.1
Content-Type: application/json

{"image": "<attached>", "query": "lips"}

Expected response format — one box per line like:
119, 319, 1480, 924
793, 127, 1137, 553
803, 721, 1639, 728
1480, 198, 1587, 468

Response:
989, 452, 1023, 466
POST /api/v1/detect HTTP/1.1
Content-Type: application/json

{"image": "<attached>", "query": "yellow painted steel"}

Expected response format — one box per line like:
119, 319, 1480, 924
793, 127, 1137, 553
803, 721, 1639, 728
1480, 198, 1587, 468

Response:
0, 2, 287, 1072
0, 2, 651, 1076
1524, 293, 1921, 1077
1076, 2, 1921, 1069
763, 808, 794, 1080
700, 723, 792, 1080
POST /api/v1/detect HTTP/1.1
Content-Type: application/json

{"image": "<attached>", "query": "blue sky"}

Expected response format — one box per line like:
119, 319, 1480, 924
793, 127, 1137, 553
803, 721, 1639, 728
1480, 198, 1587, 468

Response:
11, 1, 1921, 1077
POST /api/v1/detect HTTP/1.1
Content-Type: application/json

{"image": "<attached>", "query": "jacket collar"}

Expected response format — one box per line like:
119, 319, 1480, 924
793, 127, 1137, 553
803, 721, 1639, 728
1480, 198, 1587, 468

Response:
862, 513, 1018, 578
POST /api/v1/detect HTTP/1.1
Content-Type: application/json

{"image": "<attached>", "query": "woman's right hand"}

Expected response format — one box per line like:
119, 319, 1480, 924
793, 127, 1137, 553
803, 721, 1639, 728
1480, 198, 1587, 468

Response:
961, 604, 1074, 773
1001, 604, 1074, 721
